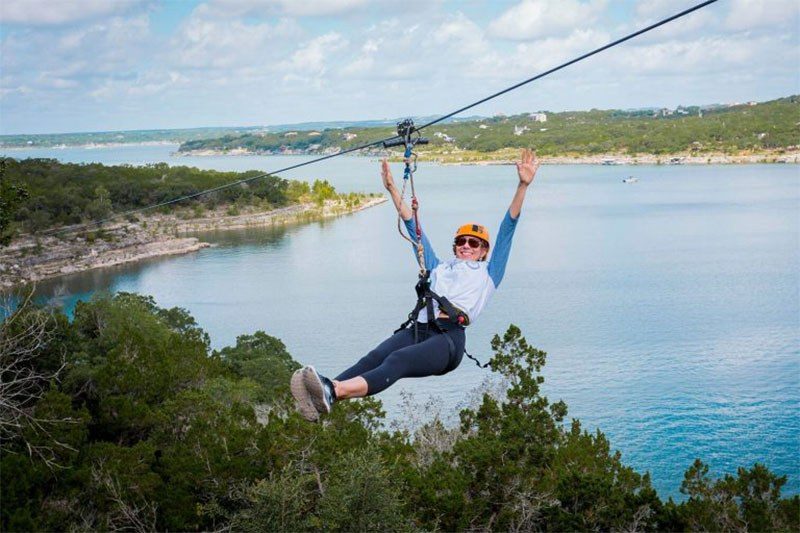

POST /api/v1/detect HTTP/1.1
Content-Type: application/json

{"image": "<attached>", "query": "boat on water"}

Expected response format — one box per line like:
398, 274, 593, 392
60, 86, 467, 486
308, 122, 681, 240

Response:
623, 176, 639, 183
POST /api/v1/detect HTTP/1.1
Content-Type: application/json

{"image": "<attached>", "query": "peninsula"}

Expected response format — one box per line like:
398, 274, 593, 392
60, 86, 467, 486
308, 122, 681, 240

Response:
0, 159, 384, 289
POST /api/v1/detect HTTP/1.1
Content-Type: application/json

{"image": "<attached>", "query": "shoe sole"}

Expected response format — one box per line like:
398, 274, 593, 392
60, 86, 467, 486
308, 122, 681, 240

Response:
290, 369, 319, 421
302, 366, 331, 415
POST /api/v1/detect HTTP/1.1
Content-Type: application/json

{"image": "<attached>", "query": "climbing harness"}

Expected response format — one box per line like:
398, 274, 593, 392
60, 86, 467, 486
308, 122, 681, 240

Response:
393, 268, 490, 369
386, 119, 490, 369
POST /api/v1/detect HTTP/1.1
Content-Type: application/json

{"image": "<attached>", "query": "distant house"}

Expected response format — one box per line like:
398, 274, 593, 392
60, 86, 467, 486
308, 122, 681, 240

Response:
433, 131, 454, 142
513, 125, 529, 136
284, 132, 298, 137
343, 133, 357, 141
479, 124, 488, 129
529, 112, 547, 122
308, 131, 321, 137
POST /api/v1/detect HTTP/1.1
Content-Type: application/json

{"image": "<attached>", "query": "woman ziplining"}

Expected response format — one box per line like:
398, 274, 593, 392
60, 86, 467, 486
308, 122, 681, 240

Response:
290, 148, 540, 421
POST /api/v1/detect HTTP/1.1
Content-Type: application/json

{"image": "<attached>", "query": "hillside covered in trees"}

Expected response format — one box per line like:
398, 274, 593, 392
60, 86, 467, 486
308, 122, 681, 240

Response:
2, 293, 797, 531
178, 96, 800, 157
0, 158, 353, 238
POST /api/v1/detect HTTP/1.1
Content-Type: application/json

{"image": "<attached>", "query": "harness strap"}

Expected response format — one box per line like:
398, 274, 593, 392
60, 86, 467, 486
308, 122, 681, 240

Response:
401, 271, 468, 327
394, 271, 491, 368
464, 348, 491, 368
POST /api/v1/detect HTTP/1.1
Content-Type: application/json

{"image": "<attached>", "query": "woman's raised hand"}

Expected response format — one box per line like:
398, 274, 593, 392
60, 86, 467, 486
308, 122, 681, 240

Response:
516, 148, 540, 186
381, 159, 395, 191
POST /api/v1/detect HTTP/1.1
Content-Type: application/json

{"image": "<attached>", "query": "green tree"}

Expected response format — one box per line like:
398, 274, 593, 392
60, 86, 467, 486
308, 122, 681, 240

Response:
85, 185, 113, 220
317, 446, 413, 532
678, 459, 799, 532
0, 159, 30, 245
311, 179, 337, 206
2, 295, 798, 532
407, 325, 661, 531
215, 331, 299, 401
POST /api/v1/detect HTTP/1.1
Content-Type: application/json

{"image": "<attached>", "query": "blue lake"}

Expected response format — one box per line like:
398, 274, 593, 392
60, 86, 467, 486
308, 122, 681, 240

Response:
4, 144, 799, 499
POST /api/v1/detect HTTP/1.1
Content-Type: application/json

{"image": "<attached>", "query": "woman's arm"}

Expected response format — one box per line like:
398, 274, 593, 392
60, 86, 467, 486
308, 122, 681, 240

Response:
509, 148, 540, 219
382, 159, 412, 221
382, 159, 439, 270
488, 149, 540, 286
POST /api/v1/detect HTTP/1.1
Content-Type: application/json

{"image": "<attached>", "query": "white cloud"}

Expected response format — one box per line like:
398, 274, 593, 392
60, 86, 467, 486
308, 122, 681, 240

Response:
280, 32, 347, 85
612, 36, 759, 75
340, 18, 417, 80
1, 0, 797, 135
632, 0, 718, 43
635, 0, 693, 21
488, 0, 607, 41
171, 8, 302, 70
1, 14, 153, 98
203, 0, 369, 18
511, 28, 610, 73
91, 70, 189, 101
36, 73, 79, 89
0, 0, 148, 26
0, 85, 31, 98
431, 13, 502, 79
342, 13, 502, 82
725, 0, 800, 31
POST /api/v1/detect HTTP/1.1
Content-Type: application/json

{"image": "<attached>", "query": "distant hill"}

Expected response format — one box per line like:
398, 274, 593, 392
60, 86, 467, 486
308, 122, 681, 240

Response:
0, 126, 264, 149
2, 96, 797, 155
177, 96, 800, 157
0, 116, 483, 149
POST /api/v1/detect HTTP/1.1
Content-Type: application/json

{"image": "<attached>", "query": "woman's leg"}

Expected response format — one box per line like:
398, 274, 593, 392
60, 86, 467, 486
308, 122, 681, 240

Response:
356, 330, 459, 396
335, 328, 416, 382
333, 376, 368, 399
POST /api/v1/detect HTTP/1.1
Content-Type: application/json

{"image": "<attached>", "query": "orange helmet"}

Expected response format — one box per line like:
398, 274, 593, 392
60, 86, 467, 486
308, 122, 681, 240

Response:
454, 223, 490, 247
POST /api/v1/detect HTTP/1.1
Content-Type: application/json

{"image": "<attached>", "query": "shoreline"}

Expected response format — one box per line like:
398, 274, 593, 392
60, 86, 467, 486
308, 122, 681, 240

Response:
175, 148, 800, 165
0, 196, 386, 290
1, 141, 180, 151
432, 152, 800, 166
3, 141, 796, 165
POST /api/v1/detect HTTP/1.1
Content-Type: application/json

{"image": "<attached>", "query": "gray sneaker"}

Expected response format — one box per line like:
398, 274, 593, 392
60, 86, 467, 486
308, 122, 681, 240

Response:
302, 365, 335, 415
290, 368, 319, 421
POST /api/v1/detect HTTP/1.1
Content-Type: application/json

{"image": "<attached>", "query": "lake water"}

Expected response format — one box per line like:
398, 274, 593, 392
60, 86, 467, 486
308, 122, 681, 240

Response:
4, 144, 799, 499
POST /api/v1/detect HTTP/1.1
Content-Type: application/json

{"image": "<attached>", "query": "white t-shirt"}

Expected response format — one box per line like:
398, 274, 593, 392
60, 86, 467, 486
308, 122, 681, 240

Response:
404, 210, 519, 324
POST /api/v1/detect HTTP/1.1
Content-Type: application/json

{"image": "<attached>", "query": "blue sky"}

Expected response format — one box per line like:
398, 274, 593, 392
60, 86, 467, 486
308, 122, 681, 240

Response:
1, 0, 798, 135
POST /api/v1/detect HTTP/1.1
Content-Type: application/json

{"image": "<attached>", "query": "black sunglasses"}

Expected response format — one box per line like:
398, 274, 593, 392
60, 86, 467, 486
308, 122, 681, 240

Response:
454, 236, 485, 249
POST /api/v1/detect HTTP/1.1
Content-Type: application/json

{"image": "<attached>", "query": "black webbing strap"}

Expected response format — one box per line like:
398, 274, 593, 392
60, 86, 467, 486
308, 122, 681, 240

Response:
395, 271, 463, 336
464, 348, 490, 368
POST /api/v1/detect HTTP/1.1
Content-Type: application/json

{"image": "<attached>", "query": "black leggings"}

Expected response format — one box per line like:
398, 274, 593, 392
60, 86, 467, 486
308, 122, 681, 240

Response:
335, 321, 466, 395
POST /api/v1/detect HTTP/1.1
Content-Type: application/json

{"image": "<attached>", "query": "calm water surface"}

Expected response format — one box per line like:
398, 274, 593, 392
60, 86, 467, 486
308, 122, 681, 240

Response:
5, 145, 799, 498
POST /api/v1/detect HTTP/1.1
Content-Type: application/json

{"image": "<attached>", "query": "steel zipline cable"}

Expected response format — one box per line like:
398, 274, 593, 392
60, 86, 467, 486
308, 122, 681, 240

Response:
45, 0, 718, 238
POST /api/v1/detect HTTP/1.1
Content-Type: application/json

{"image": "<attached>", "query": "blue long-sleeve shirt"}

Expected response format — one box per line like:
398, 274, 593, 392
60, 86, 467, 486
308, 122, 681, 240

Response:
404, 210, 518, 323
